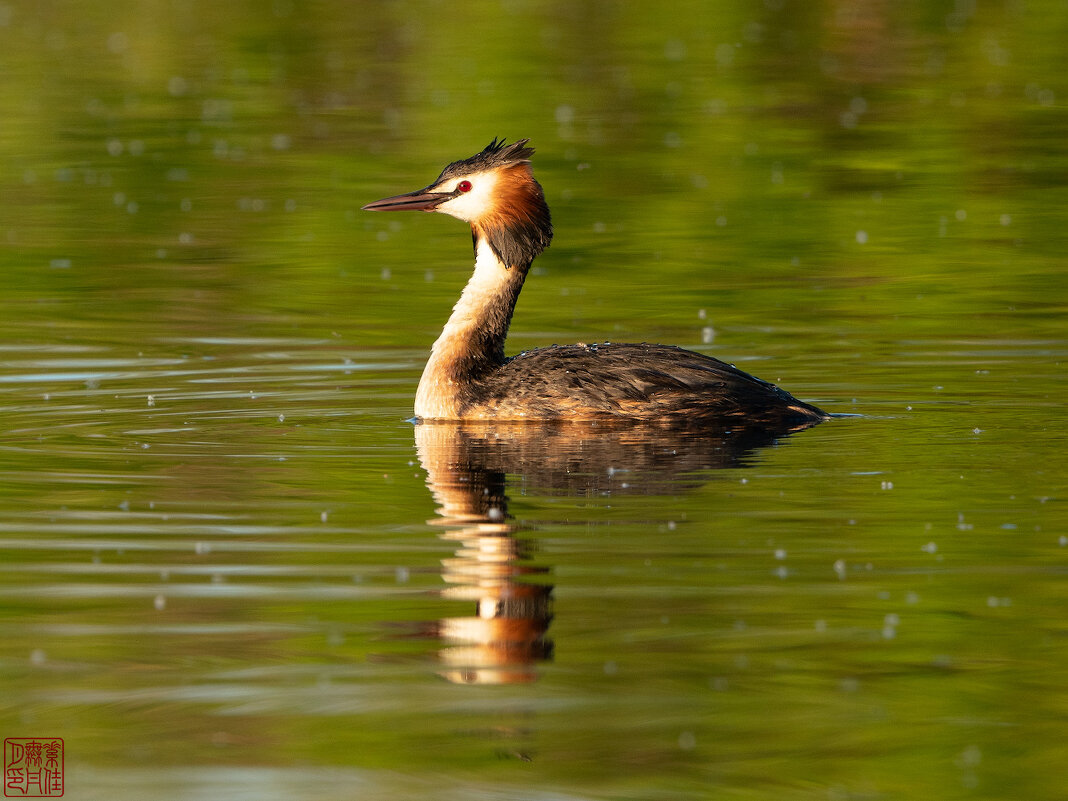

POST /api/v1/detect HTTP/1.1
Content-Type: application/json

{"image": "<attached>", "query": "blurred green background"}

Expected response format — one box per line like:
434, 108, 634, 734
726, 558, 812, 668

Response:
1, 2, 1066, 800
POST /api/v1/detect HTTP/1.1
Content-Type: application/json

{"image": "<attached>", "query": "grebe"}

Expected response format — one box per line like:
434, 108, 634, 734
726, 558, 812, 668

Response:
363, 139, 827, 426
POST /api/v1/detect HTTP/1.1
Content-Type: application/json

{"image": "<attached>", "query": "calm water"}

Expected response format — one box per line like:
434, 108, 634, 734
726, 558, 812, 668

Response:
2, 2, 1067, 799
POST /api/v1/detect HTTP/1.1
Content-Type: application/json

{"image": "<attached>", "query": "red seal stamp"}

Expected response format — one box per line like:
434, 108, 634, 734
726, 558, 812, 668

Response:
3, 739, 63, 797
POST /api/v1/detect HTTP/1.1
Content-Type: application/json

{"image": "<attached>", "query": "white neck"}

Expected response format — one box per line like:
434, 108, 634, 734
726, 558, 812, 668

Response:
414, 239, 526, 419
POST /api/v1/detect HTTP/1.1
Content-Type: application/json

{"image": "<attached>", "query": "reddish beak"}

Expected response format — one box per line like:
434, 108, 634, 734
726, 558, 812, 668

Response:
362, 187, 453, 212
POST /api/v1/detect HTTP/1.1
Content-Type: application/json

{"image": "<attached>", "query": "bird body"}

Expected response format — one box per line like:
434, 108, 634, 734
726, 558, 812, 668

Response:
363, 139, 826, 426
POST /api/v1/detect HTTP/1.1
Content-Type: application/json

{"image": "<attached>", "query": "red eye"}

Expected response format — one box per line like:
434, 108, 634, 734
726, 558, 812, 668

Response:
457, 180, 472, 193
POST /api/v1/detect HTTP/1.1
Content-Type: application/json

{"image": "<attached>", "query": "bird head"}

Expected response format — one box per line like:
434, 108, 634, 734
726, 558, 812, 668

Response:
363, 138, 553, 268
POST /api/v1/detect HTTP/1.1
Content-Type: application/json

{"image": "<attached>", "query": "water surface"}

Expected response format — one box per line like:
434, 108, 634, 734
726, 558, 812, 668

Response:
1, 2, 1066, 799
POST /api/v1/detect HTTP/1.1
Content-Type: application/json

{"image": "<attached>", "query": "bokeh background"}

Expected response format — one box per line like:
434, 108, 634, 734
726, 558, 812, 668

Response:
1, 2, 1066, 799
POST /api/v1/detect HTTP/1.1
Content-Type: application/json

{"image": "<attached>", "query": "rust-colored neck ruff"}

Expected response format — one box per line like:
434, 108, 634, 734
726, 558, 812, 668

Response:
415, 238, 527, 419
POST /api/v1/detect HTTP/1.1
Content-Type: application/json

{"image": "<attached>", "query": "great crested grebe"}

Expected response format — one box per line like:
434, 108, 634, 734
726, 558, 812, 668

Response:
363, 138, 827, 426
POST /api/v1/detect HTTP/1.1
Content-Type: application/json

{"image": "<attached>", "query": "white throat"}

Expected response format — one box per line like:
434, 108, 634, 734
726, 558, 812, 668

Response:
414, 239, 518, 419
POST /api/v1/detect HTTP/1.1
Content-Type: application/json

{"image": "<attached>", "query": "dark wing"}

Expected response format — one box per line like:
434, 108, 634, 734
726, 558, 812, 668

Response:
466, 343, 825, 425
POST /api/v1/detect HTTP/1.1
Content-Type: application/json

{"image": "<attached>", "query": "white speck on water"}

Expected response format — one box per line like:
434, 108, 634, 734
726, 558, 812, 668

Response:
487, 507, 504, 522
320, 510, 329, 523
30, 648, 47, 666
715, 42, 735, 67
380, 267, 392, 280
168, 75, 188, 96
664, 38, 687, 61
715, 215, 727, 227
678, 731, 696, 751
972, 427, 982, 434
774, 548, 787, 560
603, 660, 618, 676
194, 542, 211, 555
49, 258, 71, 269
774, 566, 789, 579
697, 308, 706, 320
1000, 213, 1012, 226
881, 480, 893, 490
955, 208, 967, 221
922, 541, 938, 554
278, 414, 285, 423
107, 31, 128, 54
106, 138, 123, 156
701, 326, 715, 344
814, 619, 827, 632
855, 230, 868, 244
153, 595, 166, 611
395, 566, 409, 584
833, 559, 847, 579
147, 395, 155, 406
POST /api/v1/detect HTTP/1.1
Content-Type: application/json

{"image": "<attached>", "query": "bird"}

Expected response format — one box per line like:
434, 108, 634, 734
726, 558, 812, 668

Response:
362, 138, 827, 427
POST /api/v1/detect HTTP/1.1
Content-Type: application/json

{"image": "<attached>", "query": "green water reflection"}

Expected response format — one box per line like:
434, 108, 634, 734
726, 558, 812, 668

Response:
1, 1, 1066, 799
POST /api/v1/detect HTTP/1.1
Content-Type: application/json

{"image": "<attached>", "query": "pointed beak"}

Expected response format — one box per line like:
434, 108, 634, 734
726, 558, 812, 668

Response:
361, 186, 453, 212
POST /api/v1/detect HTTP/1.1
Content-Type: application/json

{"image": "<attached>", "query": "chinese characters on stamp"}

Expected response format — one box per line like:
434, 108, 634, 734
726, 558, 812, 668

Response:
4, 739, 64, 797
